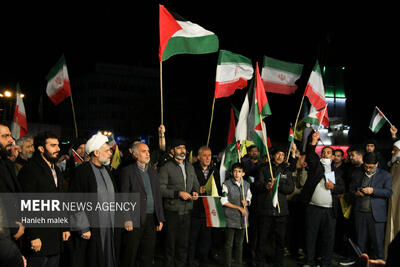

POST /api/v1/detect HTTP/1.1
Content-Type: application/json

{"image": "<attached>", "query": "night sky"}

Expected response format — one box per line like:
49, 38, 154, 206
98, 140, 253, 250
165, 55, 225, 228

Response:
0, 3, 398, 153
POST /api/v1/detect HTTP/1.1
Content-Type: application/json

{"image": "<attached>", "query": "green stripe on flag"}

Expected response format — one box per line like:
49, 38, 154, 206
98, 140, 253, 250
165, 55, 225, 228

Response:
263, 55, 303, 75
46, 55, 66, 81
218, 50, 252, 65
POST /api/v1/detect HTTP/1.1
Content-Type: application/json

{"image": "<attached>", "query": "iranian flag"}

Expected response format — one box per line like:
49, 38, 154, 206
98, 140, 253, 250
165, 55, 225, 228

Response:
272, 173, 281, 208
214, 50, 253, 98
159, 4, 219, 61
304, 61, 326, 111
369, 107, 388, 133
11, 83, 28, 139
262, 56, 303, 95
46, 55, 71, 105
202, 196, 226, 228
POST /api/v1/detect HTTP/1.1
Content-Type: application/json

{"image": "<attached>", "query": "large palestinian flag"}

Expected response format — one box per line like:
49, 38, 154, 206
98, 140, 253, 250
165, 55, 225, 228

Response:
159, 5, 219, 61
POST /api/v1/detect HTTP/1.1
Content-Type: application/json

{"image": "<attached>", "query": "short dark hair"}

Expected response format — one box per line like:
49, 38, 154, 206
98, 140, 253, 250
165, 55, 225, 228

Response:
231, 162, 244, 172
363, 152, 378, 164
334, 149, 344, 156
348, 145, 365, 156
247, 145, 258, 152
34, 132, 59, 151
322, 146, 334, 154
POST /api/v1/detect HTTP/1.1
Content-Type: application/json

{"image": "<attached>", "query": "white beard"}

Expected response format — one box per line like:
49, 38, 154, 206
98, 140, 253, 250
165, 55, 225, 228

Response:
391, 152, 400, 163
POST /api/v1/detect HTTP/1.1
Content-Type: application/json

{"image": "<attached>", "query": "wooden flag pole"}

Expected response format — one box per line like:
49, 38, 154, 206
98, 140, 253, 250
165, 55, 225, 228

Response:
70, 94, 78, 138
376, 106, 393, 127
236, 145, 249, 244
292, 94, 306, 145
160, 61, 164, 125
206, 97, 216, 147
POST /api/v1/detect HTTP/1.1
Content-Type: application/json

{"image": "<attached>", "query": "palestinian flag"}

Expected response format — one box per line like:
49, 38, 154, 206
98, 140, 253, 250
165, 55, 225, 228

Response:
305, 104, 329, 127
159, 4, 219, 61
214, 50, 253, 98
369, 107, 388, 133
304, 61, 326, 111
72, 148, 83, 167
262, 56, 303, 94
46, 55, 71, 105
202, 196, 226, 228
11, 83, 28, 139
227, 107, 236, 145
288, 127, 294, 143
272, 173, 281, 208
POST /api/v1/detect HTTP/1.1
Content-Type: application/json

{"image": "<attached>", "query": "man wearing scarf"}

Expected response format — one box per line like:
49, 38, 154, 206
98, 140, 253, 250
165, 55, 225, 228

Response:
69, 132, 117, 267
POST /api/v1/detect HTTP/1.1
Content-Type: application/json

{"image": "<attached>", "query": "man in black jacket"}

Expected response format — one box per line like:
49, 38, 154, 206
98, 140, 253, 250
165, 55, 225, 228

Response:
300, 131, 345, 267
119, 142, 165, 267
254, 145, 296, 267
18, 131, 70, 267
187, 146, 221, 267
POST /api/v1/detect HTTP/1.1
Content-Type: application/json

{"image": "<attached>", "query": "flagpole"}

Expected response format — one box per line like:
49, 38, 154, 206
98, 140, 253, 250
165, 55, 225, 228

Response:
206, 97, 216, 147
70, 94, 78, 138
292, 94, 306, 145
259, 113, 280, 213
376, 106, 393, 127
318, 104, 328, 131
286, 123, 293, 163
236, 144, 249, 244
160, 61, 164, 125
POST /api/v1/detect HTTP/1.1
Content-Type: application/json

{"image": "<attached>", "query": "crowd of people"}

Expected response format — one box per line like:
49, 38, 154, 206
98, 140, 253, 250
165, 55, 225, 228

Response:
1, 122, 400, 267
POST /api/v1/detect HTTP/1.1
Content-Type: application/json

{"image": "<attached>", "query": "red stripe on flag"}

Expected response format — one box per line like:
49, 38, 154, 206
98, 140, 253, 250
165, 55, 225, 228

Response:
202, 197, 212, 227
49, 80, 71, 105
255, 63, 269, 113
304, 83, 326, 111
13, 106, 27, 131
159, 5, 182, 61
214, 78, 248, 98
227, 108, 236, 144
263, 81, 298, 95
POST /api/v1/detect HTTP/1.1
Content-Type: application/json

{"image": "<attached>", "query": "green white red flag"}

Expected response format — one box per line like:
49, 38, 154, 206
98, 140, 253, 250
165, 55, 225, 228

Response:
202, 196, 226, 228
305, 104, 329, 127
11, 83, 27, 139
46, 55, 71, 105
214, 50, 253, 98
288, 127, 294, 143
304, 61, 326, 111
369, 107, 388, 133
261, 56, 303, 95
159, 5, 219, 61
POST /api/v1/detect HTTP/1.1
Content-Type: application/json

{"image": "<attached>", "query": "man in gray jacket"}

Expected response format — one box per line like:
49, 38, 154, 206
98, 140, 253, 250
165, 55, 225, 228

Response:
159, 139, 200, 267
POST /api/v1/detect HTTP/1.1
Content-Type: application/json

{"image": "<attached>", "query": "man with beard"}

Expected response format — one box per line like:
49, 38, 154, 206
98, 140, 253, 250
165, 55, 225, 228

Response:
242, 145, 262, 183
350, 152, 392, 261
159, 139, 200, 267
0, 124, 24, 241
254, 145, 296, 267
385, 140, 400, 256
68, 132, 117, 267
119, 142, 165, 267
15, 136, 34, 171
300, 131, 345, 267
18, 131, 70, 267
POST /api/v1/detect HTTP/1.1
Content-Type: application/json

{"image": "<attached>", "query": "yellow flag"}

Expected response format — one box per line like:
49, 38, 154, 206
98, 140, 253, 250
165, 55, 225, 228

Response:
111, 145, 121, 170
205, 173, 219, 197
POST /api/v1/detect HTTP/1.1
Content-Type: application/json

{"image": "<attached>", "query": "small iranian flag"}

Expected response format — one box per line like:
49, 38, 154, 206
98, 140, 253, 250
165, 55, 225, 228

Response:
11, 83, 28, 139
288, 127, 294, 143
46, 55, 71, 105
369, 107, 388, 133
159, 5, 219, 61
262, 56, 303, 95
214, 50, 253, 98
272, 173, 281, 208
304, 61, 326, 111
202, 196, 226, 228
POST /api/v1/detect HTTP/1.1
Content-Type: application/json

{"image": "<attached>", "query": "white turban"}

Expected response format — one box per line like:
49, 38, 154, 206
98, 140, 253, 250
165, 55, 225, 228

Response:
85, 132, 109, 154
394, 140, 400, 150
